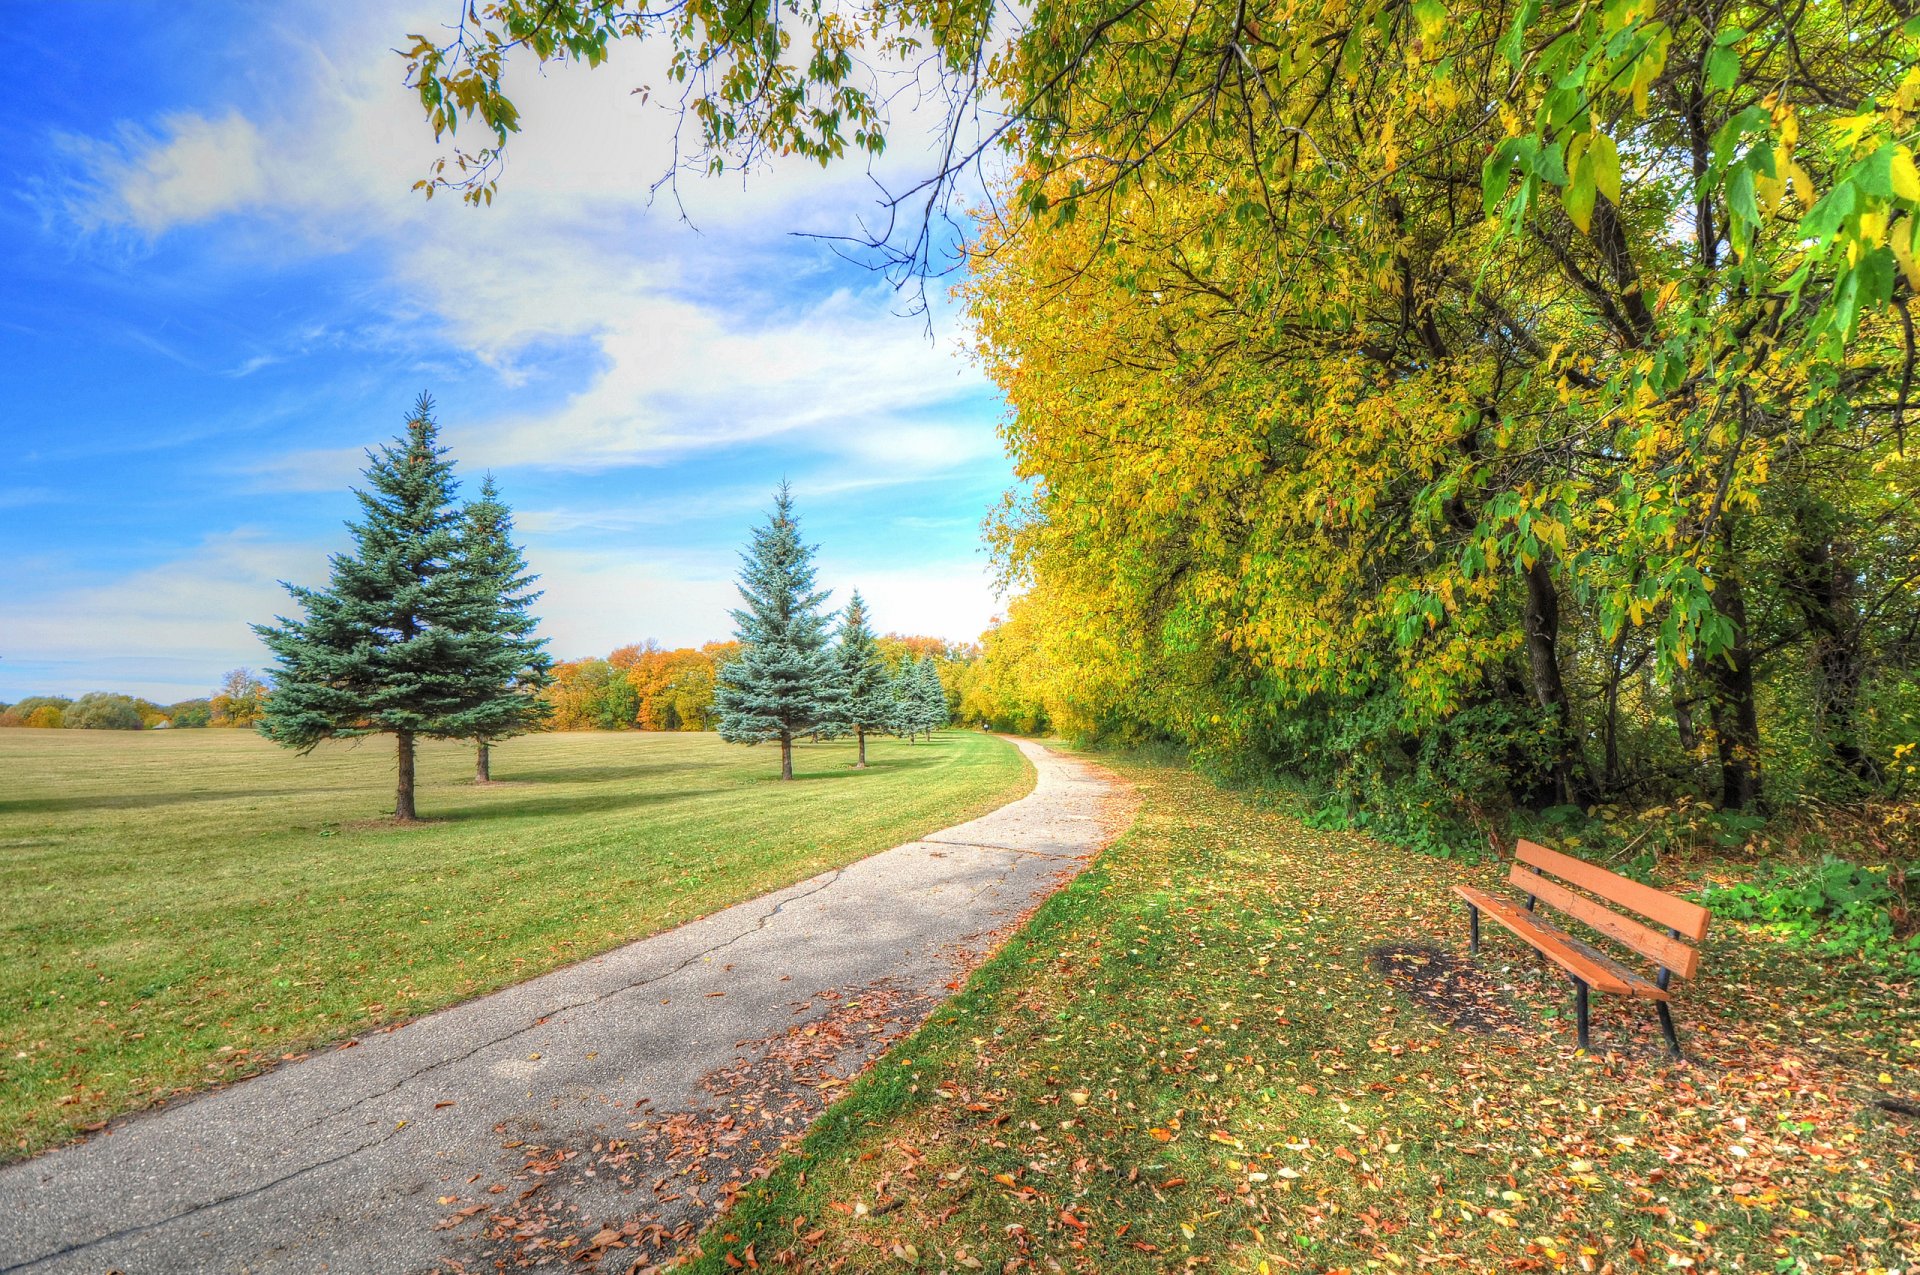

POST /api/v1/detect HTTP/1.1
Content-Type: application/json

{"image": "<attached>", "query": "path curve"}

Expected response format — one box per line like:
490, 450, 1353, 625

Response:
0, 737, 1125, 1274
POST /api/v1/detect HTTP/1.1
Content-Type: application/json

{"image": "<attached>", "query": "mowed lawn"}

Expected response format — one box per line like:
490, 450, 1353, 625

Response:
690, 752, 1919, 1274
0, 728, 1030, 1160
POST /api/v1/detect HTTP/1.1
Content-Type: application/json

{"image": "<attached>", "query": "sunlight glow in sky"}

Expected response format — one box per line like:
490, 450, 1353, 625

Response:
0, 2, 1013, 703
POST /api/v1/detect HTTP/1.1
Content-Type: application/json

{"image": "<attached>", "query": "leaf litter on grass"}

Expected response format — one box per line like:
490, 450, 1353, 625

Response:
673, 759, 1920, 1275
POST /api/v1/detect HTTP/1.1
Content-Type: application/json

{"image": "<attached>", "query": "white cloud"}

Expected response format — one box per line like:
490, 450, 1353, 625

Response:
0, 532, 323, 700
67, 110, 268, 233
65, 15, 1001, 488
16, 1, 1015, 693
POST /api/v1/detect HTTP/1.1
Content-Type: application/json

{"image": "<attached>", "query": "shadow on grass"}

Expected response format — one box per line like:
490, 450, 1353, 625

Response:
504, 761, 715, 786
0, 788, 322, 815
430, 785, 741, 823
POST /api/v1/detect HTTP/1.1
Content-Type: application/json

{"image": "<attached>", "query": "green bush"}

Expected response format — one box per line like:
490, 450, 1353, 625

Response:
63, 692, 146, 731
166, 699, 214, 728
1700, 857, 1920, 973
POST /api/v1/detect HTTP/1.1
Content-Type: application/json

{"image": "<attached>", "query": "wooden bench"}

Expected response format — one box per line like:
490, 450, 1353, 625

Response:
1454, 839, 1711, 1058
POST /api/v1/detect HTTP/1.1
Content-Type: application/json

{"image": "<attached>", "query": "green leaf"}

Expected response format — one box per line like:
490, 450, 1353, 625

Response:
1706, 44, 1739, 92
1727, 165, 1760, 227
1498, 0, 1539, 67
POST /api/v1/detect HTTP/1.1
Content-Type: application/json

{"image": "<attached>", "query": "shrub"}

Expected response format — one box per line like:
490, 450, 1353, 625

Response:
63, 693, 146, 731
166, 699, 213, 728
1, 696, 72, 728
1700, 857, 1920, 973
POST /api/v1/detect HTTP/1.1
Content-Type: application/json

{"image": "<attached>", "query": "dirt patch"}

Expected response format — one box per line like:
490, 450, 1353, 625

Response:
1368, 942, 1523, 1034
426, 980, 932, 1273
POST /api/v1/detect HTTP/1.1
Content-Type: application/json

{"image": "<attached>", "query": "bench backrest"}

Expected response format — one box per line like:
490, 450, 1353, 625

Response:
1510, 840, 1712, 982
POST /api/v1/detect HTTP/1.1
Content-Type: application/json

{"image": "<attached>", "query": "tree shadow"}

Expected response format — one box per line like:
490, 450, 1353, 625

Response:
432, 785, 740, 823
0, 788, 321, 815
505, 760, 715, 786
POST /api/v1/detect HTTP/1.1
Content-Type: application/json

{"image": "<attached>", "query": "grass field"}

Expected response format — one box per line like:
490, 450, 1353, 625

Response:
689, 750, 1919, 1274
0, 727, 1030, 1160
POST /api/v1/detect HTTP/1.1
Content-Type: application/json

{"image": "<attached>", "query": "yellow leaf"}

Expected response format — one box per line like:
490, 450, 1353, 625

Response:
1893, 146, 1920, 203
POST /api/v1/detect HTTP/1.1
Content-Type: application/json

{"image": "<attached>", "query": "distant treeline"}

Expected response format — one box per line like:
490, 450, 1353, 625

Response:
1, 641, 990, 736
548, 635, 981, 732
0, 669, 268, 731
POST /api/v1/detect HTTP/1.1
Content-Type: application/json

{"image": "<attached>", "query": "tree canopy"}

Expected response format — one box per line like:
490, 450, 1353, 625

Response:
403, 0, 1920, 831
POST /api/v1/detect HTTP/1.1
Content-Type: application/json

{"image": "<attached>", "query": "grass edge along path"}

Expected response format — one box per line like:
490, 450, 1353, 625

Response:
0, 729, 1032, 1162
685, 748, 1919, 1274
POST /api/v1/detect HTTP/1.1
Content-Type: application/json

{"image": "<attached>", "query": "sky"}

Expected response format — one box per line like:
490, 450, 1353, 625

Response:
0, 1, 1014, 704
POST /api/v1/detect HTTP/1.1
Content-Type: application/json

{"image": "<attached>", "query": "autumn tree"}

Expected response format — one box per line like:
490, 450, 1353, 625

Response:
210, 668, 268, 727
255, 395, 491, 821
453, 474, 552, 781
0, 696, 70, 729
714, 484, 841, 780
404, 0, 1920, 829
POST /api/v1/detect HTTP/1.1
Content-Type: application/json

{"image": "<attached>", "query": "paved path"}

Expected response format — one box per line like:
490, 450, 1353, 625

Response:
0, 737, 1124, 1274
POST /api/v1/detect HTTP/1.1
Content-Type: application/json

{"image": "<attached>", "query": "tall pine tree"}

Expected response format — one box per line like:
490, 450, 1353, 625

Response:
449, 474, 553, 783
255, 394, 481, 821
832, 590, 891, 769
714, 483, 841, 780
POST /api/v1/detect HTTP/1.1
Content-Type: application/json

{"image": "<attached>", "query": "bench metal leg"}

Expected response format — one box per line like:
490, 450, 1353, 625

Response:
1656, 1001, 1683, 1061
1571, 978, 1591, 1052
1468, 903, 1480, 954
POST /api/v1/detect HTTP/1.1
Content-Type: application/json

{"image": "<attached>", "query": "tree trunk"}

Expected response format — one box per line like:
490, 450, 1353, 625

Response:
395, 730, 418, 821
1702, 566, 1764, 811
1600, 627, 1629, 797
855, 726, 867, 768
1521, 555, 1587, 806
1785, 523, 1877, 787
475, 740, 491, 784
1669, 666, 1695, 748
780, 732, 793, 781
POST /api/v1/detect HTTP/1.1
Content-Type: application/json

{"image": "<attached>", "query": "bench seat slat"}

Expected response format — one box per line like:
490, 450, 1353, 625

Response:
1452, 886, 1671, 1001
1508, 866, 1700, 980
1515, 840, 1710, 941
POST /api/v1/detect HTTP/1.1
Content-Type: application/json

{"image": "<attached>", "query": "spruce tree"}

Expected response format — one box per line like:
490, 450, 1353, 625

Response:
914, 655, 950, 735
889, 660, 919, 741
450, 474, 553, 782
832, 590, 891, 768
714, 483, 841, 780
254, 394, 480, 821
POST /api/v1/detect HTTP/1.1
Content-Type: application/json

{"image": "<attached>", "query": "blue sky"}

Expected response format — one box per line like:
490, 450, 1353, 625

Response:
1, 2, 1013, 704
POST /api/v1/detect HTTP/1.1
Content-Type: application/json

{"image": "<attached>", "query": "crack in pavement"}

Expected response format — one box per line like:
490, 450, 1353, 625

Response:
287, 868, 851, 1139
7, 867, 860, 1274
2, 1121, 411, 1274
920, 836, 1094, 859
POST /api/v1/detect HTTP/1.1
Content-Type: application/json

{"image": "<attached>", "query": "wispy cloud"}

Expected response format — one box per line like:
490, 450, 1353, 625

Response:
3, 0, 1012, 699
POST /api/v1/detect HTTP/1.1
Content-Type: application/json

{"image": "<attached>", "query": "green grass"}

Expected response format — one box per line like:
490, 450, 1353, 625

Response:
688, 750, 1920, 1274
0, 727, 1030, 1160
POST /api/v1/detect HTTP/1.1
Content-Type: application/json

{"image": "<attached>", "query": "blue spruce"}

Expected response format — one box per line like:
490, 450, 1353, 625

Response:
714, 483, 841, 780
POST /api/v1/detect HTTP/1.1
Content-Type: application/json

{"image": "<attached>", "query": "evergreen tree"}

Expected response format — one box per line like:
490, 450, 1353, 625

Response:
832, 590, 891, 768
254, 394, 482, 821
889, 660, 920, 741
714, 483, 841, 780
913, 655, 950, 735
451, 474, 552, 782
